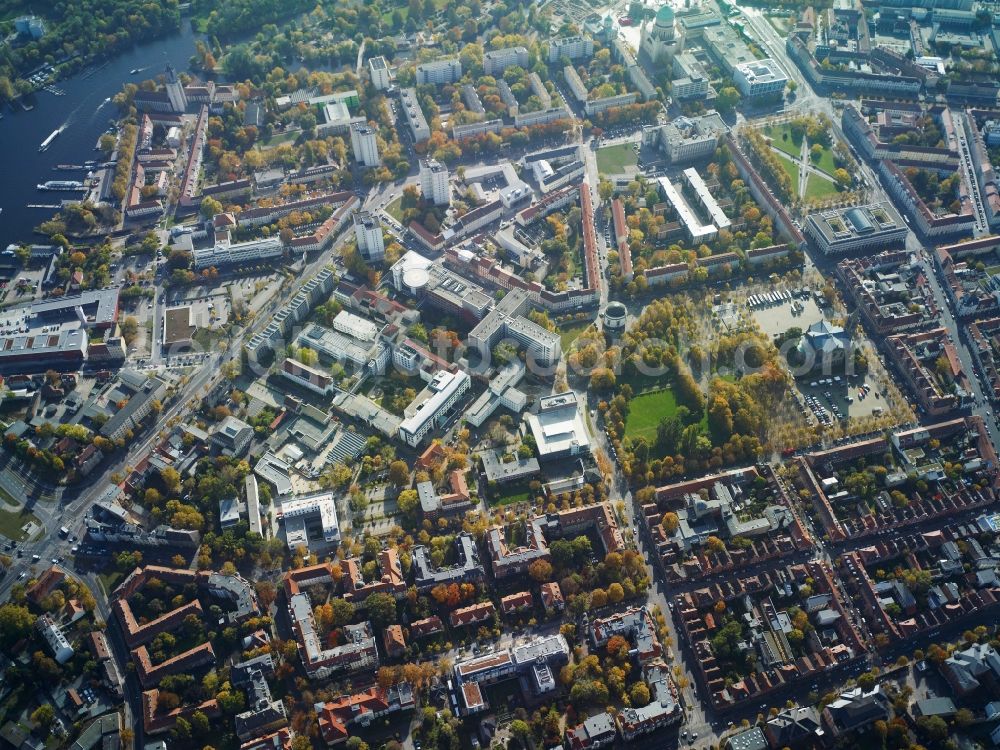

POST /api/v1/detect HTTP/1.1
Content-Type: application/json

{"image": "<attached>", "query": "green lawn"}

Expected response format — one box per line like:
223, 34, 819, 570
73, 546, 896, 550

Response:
255, 130, 301, 151
385, 195, 404, 223
0, 483, 17, 507
98, 569, 124, 594
773, 151, 800, 188
763, 124, 802, 159
811, 147, 838, 177
596, 143, 638, 175
805, 174, 840, 201
382, 0, 448, 24
624, 387, 681, 442
0, 506, 39, 541
489, 481, 533, 506
559, 321, 592, 350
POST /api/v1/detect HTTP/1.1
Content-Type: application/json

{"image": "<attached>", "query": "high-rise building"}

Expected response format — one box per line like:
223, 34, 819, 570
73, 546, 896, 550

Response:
419, 159, 451, 206
350, 123, 381, 167
354, 212, 385, 262
368, 56, 391, 90
165, 64, 188, 114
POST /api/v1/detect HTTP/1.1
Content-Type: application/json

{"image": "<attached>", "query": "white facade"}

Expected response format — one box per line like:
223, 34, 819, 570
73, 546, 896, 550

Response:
280, 491, 341, 551
400, 88, 430, 142
672, 53, 710, 99
398, 370, 471, 447
353, 212, 385, 262
420, 159, 451, 206
683, 168, 731, 230
584, 93, 638, 115
657, 176, 718, 242
416, 58, 462, 85
528, 73, 552, 108
350, 123, 381, 167
165, 64, 187, 113
37, 614, 74, 664
368, 56, 391, 90
484, 47, 529, 76
732, 59, 788, 99
548, 36, 594, 63
193, 237, 283, 269
564, 66, 589, 102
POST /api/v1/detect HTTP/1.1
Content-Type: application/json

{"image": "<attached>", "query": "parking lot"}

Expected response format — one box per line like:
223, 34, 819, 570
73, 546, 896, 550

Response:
794, 375, 890, 428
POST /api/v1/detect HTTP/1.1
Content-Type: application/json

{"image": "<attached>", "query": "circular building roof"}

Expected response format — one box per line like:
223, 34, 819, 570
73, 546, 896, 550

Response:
605, 301, 627, 319
402, 268, 430, 290
656, 5, 675, 25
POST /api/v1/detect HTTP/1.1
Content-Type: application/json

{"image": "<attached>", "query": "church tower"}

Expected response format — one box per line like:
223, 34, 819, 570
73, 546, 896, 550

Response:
164, 64, 188, 113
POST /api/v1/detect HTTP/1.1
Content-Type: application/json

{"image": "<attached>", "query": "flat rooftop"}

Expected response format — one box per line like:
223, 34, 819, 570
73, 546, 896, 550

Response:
163, 306, 195, 346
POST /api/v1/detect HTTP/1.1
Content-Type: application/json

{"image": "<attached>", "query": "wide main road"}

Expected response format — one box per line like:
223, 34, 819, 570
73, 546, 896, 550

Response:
735, 3, 1000, 448
0, 219, 360, 604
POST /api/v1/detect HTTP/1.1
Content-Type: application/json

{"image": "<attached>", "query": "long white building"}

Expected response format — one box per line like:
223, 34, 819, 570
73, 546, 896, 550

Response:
683, 168, 731, 231
484, 47, 529, 76
398, 369, 471, 447
549, 36, 594, 63
656, 176, 718, 242
400, 88, 430, 142
193, 236, 283, 269
564, 66, 589, 102
416, 58, 462, 85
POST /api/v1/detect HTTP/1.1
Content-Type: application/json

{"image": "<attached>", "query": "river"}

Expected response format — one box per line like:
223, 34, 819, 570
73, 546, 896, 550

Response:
0, 22, 202, 246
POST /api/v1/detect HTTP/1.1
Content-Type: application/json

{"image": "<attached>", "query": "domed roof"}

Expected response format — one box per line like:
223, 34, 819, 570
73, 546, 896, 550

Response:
656, 5, 675, 25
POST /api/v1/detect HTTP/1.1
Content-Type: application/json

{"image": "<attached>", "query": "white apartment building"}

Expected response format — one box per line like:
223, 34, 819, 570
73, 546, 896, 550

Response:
496, 79, 519, 116
398, 370, 471, 447
528, 73, 552, 108
548, 36, 594, 63
193, 237, 283, 269
368, 56, 391, 90
564, 66, 589, 102
732, 59, 788, 99
350, 122, 380, 167
400, 88, 430, 141
416, 58, 462, 85
353, 212, 385, 262
514, 107, 570, 128
420, 159, 451, 206
584, 92, 637, 115
672, 53, 710, 99
484, 46, 529, 76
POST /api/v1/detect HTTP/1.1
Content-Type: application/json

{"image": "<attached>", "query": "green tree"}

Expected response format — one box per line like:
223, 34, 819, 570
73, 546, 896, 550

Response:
388, 460, 410, 487
0, 604, 34, 647
661, 512, 679, 534
365, 592, 398, 627
31, 705, 55, 729
528, 558, 554, 582
330, 597, 356, 627
629, 682, 650, 707
509, 720, 531, 746
716, 86, 741, 112
397, 488, 420, 514
200, 196, 223, 219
